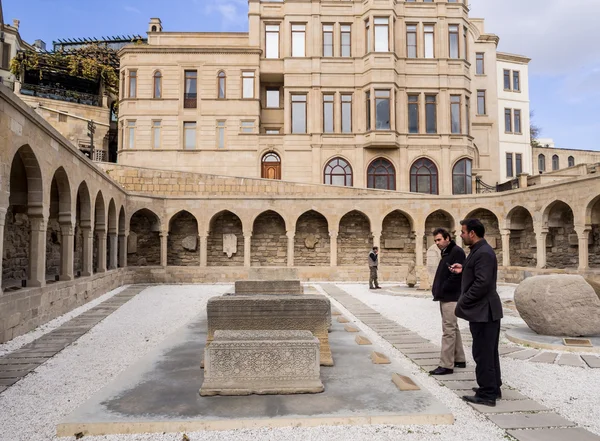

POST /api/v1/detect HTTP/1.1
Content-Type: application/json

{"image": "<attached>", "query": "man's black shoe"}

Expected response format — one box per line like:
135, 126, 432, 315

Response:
454, 362, 466, 368
374, 286, 382, 289
462, 395, 496, 407
472, 387, 502, 399
429, 367, 454, 375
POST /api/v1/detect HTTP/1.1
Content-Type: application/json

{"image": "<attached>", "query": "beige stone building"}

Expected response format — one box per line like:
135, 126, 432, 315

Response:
117, 0, 530, 195
533, 142, 600, 175
0, 3, 33, 88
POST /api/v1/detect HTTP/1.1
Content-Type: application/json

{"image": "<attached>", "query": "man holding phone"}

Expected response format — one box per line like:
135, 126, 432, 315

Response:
429, 228, 466, 376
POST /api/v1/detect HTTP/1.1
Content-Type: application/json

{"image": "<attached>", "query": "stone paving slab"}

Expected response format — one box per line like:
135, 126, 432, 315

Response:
397, 346, 441, 354
530, 352, 559, 364
0, 370, 34, 379
0, 358, 52, 365
581, 355, 600, 368
0, 363, 38, 371
499, 346, 523, 356
413, 358, 441, 367
508, 428, 600, 441
438, 372, 477, 381
488, 412, 576, 429
452, 389, 528, 401
506, 349, 540, 360
557, 354, 586, 367
0, 378, 19, 386
469, 399, 549, 414
408, 352, 442, 360
442, 380, 479, 390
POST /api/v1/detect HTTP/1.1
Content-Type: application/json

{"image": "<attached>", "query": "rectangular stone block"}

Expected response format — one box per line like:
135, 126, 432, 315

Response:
206, 295, 333, 366
247, 268, 299, 281
392, 373, 420, 391
337, 316, 349, 323
355, 335, 372, 345
344, 324, 359, 333
488, 412, 576, 429
234, 280, 303, 295
200, 330, 323, 396
371, 351, 391, 364
508, 428, 600, 441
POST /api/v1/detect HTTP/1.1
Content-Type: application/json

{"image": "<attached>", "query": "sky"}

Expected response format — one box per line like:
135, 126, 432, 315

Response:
4, 0, 599, 151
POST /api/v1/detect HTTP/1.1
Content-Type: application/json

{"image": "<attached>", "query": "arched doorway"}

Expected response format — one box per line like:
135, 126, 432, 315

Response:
424, 210, 454, 261
167, 211, 199, 266
251, 211, 287, 266
338, 211, 371, 266
261, 152, 281, 180
507, 206, 536, 267
208, 210, 244, 266
128, 209, 161, 266
295, 210, 329, 266
381, 210, 414, 265
545, 201, 577, 269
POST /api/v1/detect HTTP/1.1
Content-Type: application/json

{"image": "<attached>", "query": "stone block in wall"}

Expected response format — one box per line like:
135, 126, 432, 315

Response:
384, 239, 405, 249
182, 235, 198, 252
128, 232, 138, 254
568, 234, 579, 246
487, 237, 497, 249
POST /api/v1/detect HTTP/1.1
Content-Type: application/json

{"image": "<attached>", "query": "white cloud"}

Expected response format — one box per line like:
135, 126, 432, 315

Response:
202, 0, 248, 30
123, 5, 141, 14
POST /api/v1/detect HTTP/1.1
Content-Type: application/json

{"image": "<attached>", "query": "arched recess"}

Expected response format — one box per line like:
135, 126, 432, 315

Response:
118, 206, 126, 267
251, 210, 287, 266
338, 210, 371, 266
2, 146, 43, 289
381, 210, 414, 266
46, 167, 72, 282
128, 209, 161, 266
295, 210, 329, 266
208, 210, 244, 267
506, 206, 536, 267
424, 210, 455, 262
167, 210, 199, 266
107, 199, 117, 269
545, 201, 577, 269
465, 208, 502, 261
93, 192, 106, 272
588, 196, 600, 268
367, 158, 396, 190
74, 182, 91, 277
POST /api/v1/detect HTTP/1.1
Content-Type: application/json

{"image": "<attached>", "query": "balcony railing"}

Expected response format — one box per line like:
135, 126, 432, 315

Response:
476, 177, 519, 194
20, 83, 101, 107
184, 93, 197, 109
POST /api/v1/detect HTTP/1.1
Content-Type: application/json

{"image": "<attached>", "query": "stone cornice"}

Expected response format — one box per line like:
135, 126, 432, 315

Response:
497, 52, 531, 64
119, 46, 262, 57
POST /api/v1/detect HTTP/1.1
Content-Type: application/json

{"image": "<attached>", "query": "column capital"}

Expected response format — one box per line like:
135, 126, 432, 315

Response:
329, 230, 338, 238
29, 216, 47, 232
159, 230, 169, 238
60, 224, 75, 236
534, 227, 549, 236
243, 230, 253, 239
286, 230, 295, 239
574, 226, 591, 236
500, 229, 511, 237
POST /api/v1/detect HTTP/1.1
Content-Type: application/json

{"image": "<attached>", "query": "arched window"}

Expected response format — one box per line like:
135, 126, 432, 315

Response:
552, 154, 559, 171
261, 152, 281, 180
568, 156, 575, 167
153, 71, 162, 98
218, 71, 226, 99
410, 158, 438, 194
452, 158, 472, 195
538, 154, 546, 172
367, 158, 396, 190
324, 157, 353, 187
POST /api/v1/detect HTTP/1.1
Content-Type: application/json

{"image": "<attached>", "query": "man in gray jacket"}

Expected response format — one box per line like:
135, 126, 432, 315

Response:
368, 246, 381, 289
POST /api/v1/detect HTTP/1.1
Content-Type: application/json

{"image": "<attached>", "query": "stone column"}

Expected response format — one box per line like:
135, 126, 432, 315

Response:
118, 232, 127, 268
535, 229, 548, 269
59, 224, 75, 281
160, 232, 168, 267
108, 232, 118, 270
81, 225, 93, 277
286, 231, 295, 267
244, 233, 252, 267
0, 207, 6, 294
96, 230, 107, 273
415, 229, 425, 267
329, 230, 338, 267
576, 227, 590, 271
372, 230, 381, 264
500, 229, 511, 267
29, 217, 47, 287
199, 234, 208, 267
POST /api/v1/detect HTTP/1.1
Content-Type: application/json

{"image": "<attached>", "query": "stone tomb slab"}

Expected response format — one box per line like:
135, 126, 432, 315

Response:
58, 312, 453, 436
234, 280, 303, 295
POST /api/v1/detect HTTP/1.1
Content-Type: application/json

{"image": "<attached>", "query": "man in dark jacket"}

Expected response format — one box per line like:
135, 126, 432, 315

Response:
450, 218, 503, 407
368, 247, 381, 289
429, 228, 466, 376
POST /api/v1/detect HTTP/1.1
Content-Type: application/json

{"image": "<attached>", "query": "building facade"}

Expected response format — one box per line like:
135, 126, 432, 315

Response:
117, 0, 529, 195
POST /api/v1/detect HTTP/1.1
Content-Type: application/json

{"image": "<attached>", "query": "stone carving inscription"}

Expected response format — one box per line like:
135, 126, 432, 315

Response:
223, 233, 238, 258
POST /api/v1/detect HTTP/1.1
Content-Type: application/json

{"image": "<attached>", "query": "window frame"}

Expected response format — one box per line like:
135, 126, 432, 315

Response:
291, 23, 307, 57
410, 157, 439, 195
128, 69, 137, 98
265, 23, 280, 59
183, 70, 198, 108
408, 94, 420, 134
241, 70, 255, 99
340, 24, 352, 57
217, 71, 226, 99
322, 23, 334, 57
475, 52, 485, 74
406, 23, 418, 58
450, 95, 462, 134
367, 157, 396, 190
153, 71, 162, 99
452, 158, 472, 195
324, 157, 353, 187
341, 93, 353, 133
291, 93, 308, 134
448, 24, 460, 59
323, 93, 335, 133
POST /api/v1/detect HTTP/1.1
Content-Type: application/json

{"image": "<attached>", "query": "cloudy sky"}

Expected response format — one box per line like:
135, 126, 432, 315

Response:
5, 0, 598, 150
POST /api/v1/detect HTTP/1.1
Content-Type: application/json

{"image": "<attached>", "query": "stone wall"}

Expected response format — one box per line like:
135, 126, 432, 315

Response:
45, 219, 61, 281
509, 219, 537, 267
590, 225, 600, 268
547, 207, 577, 269
74, 224, 83, 276
208, 211, 244, 267
381, 211, 414, 266
251, 211, 287, 267
338, 211, 371, 266
294, 211, 330, 266
128, 211, 161, 266
424, 210, 454, 261
2, 206, 29, 288
93, 234, 99, 272
470, 209, 502, 261
167, 211, 199, 266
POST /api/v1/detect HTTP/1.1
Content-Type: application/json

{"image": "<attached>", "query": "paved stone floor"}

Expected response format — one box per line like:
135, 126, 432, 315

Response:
319, 283, 600, 441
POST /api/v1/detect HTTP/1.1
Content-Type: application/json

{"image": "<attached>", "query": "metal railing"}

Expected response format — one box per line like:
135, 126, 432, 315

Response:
20, 83, 101, 106
476, 177, 520, 194
183, 93, 197, 108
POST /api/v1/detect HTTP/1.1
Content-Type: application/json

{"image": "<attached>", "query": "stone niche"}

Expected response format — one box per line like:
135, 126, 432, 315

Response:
200, 330, 323, 396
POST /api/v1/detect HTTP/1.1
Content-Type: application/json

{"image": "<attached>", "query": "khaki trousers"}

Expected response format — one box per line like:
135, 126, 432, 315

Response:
369, 266, 379, 288
439, 301, 466, 369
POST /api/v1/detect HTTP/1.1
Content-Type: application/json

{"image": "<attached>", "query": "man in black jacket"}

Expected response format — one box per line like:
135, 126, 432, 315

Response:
429, 228, 466, 376
450, 218, 503, 407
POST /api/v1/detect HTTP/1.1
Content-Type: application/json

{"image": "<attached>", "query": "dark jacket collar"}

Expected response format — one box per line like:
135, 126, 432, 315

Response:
468, 239, 487, 253
441, 240, 457, 257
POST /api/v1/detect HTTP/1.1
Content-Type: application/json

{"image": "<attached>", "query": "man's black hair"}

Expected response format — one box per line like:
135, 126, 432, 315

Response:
432, 228, 451, 240
460, 218, 485, 238
372, 246, 379, 250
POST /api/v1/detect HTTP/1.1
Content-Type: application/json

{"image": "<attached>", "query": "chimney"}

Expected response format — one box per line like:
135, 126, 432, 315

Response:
33, 39, 46, 51
12, 19, 20, 30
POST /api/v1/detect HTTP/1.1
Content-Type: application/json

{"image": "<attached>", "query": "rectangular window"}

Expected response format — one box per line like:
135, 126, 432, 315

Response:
514, 109, 522, 133
127, 121, 135, 149
291, 94, 307, 134
365, 20, 371, 53
128, 70, 137, 98
265, 24, 280, 59
476, 53, 484, 74
323, 94, 334, 133
323, 24, 334, 57
241, 121, 254, 133
407, 24, 417, 58
506, 153, 514, 178
341, 25, 351, 57
505, 108, 512, 132
477, 90, 486, 115
516, 153, 523, 175
425, 95, 437, 134
450, 95, 461, 134
184, 122, 196, 150
152, 120, 161, 149
1, 43, 11, 69
292, 24, 306, 57
375, 90, 390, 130
408, 95, 419, 134
242, 71, 255, 99
463, 26, 468, 62
266, 88, 280, 108
217, 121, 225, 148
449, 25, 459, 59
513, 71, 521, 92
503, 69, 511, 90
424, 25, 435, 58
341, 94, 352, 133
374, 18, 389, 52
184, 70, 197, 108
265, 129, 280, 135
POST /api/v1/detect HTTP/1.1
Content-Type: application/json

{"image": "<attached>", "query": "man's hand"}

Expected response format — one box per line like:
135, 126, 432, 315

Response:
449, 263, 463, 274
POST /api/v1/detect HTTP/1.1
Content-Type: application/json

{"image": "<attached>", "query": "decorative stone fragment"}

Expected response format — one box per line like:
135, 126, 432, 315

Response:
222, 233, 237, 258
182, 235, 197, 251
392, 373, 420, 391
371, 351, 391, 364
344, 324, 359, 333
337, 316, 349, 323
426, 245, 442, 288
127, 232, 137, 254
200, 330, 324, 396
234, 280, 303, 295
355, 335, 372, 345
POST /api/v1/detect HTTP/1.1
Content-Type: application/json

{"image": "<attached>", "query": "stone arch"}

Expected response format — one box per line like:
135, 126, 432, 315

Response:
74, 182, 91, 277
2, 146, 44, 288
587, 196, 600, 268
465, 208, 502, 261
543, 200, 577, 269
295, 210, 330, 266
93, 191, 106, 273
208, 210, 244, 267
45, 168, 72, 282
251, 210, 287, 266
381, 210, 414, 266
128, 208, 161, 266
424, 210, 455, 261
167, 210, 199, 266
338, 210, 371, 266
506, 206, 536, 267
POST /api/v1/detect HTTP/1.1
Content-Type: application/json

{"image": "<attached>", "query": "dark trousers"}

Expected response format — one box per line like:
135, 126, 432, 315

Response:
470, 320, 502, 400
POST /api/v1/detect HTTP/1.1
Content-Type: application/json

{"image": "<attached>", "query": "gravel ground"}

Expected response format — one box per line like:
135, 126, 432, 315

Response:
337, 283, 600, 437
